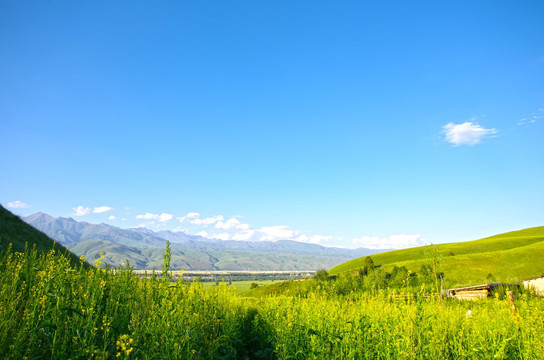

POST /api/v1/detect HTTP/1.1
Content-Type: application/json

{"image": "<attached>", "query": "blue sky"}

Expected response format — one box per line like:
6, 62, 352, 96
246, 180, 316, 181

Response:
1, 1, 543, 249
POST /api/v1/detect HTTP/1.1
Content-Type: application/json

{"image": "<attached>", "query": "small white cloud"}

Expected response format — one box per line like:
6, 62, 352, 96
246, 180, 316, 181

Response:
108, 215, 116, 220
214, 217, 241, 230
191, 215, 224, 226
135, 212, 174, 223
236, 223, 251, 230
186, 212, 200, 218
136, 213, 158, 220
177, 216, 186, 222
93, 206, 113, 214
517, 108, 542, 126
296, 234, 335, 245
72, 206, 91, 216
214, 233, 231, 240
196, 231, 209, 237
158, 213, 174, 223
259, 225, 298, 241
7, 200, 31, 209
352, 234, 425, 249
443, 120, 496, 146
231, 229, 256, 241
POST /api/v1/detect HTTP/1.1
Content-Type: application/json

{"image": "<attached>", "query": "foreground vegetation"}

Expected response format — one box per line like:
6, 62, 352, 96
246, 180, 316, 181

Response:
1, 243, 544, 359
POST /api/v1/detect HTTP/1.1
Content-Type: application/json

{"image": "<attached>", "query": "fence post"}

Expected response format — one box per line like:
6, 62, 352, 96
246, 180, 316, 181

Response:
508, 290, 516, 315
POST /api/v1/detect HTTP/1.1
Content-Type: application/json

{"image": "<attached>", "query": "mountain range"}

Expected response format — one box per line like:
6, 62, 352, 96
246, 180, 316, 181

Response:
23, 212, 383, 271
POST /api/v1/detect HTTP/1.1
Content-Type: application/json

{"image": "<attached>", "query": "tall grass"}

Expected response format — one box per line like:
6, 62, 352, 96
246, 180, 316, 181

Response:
0, 245, 271, 359
1, 244, 543, 359
255, 291, 544, 359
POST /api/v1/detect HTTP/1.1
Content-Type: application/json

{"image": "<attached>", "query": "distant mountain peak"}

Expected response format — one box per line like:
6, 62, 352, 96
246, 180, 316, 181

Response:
24, 212, 55, 223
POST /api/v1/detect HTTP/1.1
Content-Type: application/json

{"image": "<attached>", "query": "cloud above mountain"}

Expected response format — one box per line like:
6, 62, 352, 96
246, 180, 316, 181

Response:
174, 213, 348, 247
7, 200, 32, 209
72, 205, 115, 216
136, 212, 173, 223
72, 206, 91, 216
352, 234, 426, 249
93, 206, 114, 214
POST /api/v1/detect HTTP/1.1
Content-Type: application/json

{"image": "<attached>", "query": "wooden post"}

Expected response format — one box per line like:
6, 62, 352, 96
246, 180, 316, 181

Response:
508, 290, 516, 315
438, 275, 443, 307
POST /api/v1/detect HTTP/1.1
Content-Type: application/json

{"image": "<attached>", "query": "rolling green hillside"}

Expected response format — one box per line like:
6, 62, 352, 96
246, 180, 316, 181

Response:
0, 205, 83, 266
329, 227, 544, 287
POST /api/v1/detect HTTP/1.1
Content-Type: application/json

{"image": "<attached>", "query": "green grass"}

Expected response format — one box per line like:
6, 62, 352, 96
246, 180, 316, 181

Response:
329, 226, 544, 286
200, 280, 277, 294
1, 237, 544, 359
243, 280, 309, 297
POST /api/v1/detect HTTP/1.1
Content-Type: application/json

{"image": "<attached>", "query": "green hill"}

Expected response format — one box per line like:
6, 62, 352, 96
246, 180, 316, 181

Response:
329, 226, 544, 287
0, 205, 83, 266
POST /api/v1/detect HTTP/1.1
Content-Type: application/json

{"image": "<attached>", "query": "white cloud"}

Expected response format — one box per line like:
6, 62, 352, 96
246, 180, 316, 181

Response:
231, 229, 256, 241
135, 212, 174, 223
215, 217, 241, 230
7, 200, 31, 209
191, 215, 224, 226
296, 234, 336, 245
108, 215, 116, 220
172, 212, 349, 247
177, 216, 186, 222
72, 206, 91, 216
443, 120, 496, 146
236, 223, 251, 230
93, 206, 113, 214
258, 225, 298, 241
136, 213, 158, 220
352, 234, 425, 249
518, 108, 543, 126
157, 213, 174, 223
214, 233, 231, 240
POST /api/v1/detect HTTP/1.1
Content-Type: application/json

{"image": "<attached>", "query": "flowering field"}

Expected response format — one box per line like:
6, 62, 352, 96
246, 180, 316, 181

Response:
1, 246, 543, 359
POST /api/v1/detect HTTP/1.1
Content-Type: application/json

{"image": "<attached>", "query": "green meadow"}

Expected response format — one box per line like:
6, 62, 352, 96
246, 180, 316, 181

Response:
200, 280, 277, 295
1, 244, 544, 359
330, 227, 544, 287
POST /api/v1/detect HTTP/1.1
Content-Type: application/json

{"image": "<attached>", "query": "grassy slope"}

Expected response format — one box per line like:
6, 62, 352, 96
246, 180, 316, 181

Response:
0, 205, 83, 266
329, 226, 544, 287
243, 280, 305, 297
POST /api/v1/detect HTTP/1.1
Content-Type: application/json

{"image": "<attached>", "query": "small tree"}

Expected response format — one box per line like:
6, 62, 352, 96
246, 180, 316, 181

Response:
162, 241, 172, 282
314, 269, 329, 281
389, 265, 409, 288
364, 268, 387, 293
424, 244, 443, 306
419, 263, 434, 286
358, 256, 376, 277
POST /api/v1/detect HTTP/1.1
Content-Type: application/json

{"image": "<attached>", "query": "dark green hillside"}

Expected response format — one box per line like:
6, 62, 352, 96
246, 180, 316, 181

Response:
329, 226, 544, 286
0, 205, 83, 266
